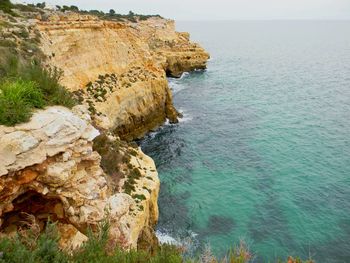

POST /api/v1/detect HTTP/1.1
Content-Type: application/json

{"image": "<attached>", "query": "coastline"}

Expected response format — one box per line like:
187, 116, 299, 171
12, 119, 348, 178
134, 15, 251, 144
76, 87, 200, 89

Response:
0, 7, 210, 251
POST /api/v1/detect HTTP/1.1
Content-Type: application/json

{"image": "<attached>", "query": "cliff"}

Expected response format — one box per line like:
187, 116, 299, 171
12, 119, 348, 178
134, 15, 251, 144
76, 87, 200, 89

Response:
0, 106, 159, 250
36, 13, 209, 140
0, 7, 209, 253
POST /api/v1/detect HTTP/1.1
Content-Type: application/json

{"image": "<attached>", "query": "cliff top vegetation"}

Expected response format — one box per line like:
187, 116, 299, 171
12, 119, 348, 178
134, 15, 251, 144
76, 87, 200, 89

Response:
58, 5, 163, 22
0, 0, 16, 16
0, 0, 162, 23
0, 3, 77, 126
0, 57, 76, 126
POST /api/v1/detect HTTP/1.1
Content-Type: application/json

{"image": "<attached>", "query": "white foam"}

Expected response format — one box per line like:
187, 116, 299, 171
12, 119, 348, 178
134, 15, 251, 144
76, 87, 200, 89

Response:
178, 109, 193, 123
156, 230, 180, 245
179, 72, 190, 79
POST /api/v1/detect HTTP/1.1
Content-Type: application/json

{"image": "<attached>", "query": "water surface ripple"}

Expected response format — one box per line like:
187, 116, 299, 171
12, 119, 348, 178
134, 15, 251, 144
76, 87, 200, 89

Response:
140, 21, 350, 262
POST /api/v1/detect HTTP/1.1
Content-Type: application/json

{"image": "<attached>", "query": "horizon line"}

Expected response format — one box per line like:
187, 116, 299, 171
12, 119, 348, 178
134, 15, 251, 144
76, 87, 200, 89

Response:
175, 18, 350, 22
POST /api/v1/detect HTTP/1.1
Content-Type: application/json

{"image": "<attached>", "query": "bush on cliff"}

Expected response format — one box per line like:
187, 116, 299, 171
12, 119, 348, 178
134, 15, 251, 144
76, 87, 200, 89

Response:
0, 79, 44, 125
0, 0, 16, 16
0, 219, 314, 263
0, 56, 77, 126
0, 220, 183, 263
21, 61, 76, 108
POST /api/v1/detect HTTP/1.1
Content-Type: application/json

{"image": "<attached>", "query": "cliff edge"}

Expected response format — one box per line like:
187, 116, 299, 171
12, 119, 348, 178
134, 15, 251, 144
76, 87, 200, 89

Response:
0, 7, 209, 253
0, 106, 159, 250
36, 13, 209, 140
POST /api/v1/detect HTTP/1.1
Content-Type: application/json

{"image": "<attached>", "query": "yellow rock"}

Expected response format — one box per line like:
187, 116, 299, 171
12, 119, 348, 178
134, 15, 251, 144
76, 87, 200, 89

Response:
36, 15, 209, 140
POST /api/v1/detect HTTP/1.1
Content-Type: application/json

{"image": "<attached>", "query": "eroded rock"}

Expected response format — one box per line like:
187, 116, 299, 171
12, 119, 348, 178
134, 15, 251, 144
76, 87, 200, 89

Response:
36, 14, 209, 140
0, 106, 160, 251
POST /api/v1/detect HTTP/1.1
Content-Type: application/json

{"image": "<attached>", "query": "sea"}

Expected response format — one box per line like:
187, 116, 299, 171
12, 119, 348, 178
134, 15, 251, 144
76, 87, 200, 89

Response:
140, 21, 350, 262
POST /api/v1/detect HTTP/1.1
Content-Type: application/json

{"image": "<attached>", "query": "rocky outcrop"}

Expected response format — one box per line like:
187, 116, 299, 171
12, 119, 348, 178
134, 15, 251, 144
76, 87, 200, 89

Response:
0, 106, 160, 250
0, 9, 209, 252
35, 13, 208, 140
136, 18, 210, 77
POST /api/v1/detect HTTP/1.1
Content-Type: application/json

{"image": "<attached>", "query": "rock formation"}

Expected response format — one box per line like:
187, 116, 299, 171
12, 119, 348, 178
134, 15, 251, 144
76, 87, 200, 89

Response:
0, 8, 209, 252
36, 13, 209, 140
0, 106, 159, 250
136, 18, 210, 77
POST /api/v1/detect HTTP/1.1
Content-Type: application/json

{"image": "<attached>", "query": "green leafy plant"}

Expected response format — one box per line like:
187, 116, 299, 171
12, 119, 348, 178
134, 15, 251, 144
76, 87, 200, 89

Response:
0, 79, 44, 125
0, 56, 76, 126
20, 62, 76, 108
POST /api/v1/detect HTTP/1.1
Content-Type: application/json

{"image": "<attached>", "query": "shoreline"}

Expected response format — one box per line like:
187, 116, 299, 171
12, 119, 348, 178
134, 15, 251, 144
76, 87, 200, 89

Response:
0, 6, 210, 251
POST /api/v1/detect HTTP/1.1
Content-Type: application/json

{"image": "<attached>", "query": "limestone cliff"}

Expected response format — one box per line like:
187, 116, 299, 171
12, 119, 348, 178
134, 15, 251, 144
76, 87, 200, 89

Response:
135, 18, 210, 77
0, 8, 209, 252
0, 106, 159, 250
36, 13, 209, 140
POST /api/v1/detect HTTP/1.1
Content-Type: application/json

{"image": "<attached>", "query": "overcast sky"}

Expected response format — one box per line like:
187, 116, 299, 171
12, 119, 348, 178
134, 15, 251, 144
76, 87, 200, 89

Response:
14, 0, 350, 20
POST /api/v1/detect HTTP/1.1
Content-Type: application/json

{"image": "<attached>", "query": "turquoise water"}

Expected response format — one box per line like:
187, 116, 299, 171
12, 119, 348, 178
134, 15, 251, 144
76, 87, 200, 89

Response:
140, 21, 350, 262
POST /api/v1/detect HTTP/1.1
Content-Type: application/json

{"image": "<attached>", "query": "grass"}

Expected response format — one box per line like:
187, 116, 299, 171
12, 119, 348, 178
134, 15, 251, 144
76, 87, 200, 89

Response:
0, 56, 77, 126
0, 0, 16, 16
21, 62, 76, 108
0, 220, 183, 263
0, 79, 44, 125
0, 219, 314, 263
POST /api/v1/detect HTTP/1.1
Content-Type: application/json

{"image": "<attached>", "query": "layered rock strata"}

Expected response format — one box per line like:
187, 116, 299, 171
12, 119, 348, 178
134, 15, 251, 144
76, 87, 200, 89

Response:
36, 13, 209, 140
0, 106, 159, 250
0, 9, 209, 252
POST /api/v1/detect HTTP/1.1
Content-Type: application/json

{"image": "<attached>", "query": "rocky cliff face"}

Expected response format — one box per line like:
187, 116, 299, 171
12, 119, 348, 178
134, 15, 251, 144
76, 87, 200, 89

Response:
0, 106, 159, 250
136, 18, 210, 77
36, 13, 209, 140
0, 9, 209, 252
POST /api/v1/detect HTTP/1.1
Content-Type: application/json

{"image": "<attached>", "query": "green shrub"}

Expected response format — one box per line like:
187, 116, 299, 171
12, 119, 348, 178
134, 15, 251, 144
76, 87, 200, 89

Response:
0, 79, 44, 125
35, 2, 46, 9
0, 54, 19, 79
93, 133, 123, 175
0, 0, 16, 16
16, 28, 29, 39
13, 3, 38, 12
0, 221, 68, 263
0, 220, 314, 263
20, 41, 40, 53
61, 5, 79, 12
0, 56, 76, 126
20, 62, 76, 108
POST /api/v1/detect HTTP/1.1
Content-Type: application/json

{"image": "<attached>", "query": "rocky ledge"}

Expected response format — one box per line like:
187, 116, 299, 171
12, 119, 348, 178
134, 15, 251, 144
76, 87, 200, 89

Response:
0, 9, 209, 253
0, 106, 159, 251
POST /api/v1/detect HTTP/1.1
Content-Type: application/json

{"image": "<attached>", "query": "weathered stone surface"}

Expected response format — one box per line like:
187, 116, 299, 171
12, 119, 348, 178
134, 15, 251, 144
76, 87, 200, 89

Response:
108, 194, 134, 218
0, 11, 206, 252
0, 106, 99, 176
0, 107, 160, 251
57, 223, 88, 250
36, 14, 209, 140
17, 170, 38, 184
136, 18, 210, 77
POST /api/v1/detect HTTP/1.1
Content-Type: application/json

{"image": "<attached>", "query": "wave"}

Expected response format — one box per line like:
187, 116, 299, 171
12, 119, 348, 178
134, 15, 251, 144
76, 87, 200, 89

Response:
156, 229, 201, 258
156, 230, 180, 245
178, 109, 193, 123
179, 72, 190, 79
168, 72, 189, 94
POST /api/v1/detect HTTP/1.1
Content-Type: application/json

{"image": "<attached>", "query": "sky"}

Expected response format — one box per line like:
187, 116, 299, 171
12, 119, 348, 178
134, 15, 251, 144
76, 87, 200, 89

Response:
14, 0, 350, 20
